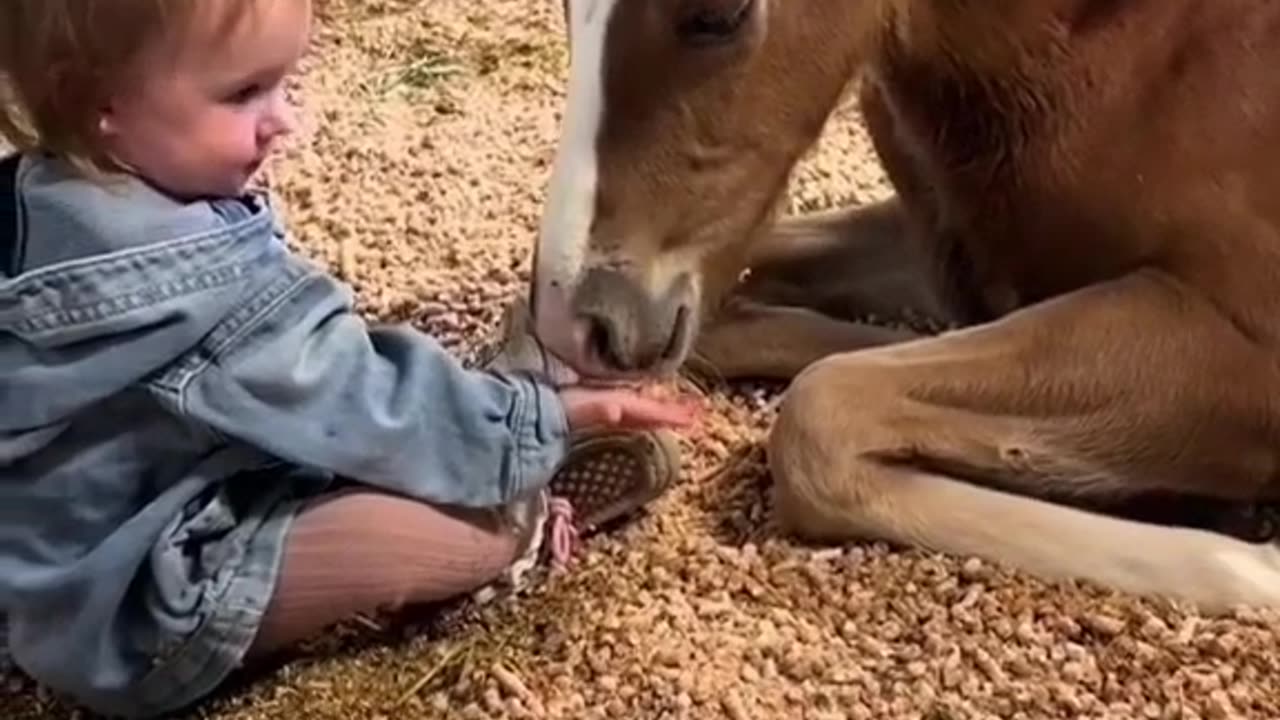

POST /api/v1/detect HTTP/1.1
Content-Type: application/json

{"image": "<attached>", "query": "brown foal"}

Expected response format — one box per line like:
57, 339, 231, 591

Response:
529, 0, 1280, 611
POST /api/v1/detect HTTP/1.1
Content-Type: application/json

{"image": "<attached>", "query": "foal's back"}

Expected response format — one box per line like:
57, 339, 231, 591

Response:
864, 0, 1280, 332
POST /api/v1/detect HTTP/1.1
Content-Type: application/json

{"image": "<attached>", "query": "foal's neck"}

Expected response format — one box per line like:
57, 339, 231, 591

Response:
874, 0, 1090, 71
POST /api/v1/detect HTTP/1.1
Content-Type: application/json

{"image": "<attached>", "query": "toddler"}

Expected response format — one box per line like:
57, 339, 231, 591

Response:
0, 1, 697, 717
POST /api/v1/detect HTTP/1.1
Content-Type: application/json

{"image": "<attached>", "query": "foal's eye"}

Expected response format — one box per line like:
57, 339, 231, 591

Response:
676, 0, 756, 47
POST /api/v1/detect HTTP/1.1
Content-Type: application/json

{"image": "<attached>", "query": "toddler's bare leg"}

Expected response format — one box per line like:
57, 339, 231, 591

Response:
246, 489, 517, 657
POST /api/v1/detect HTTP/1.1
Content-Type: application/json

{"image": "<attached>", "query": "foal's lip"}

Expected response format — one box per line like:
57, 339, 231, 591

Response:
577, 375, 648, 390
573, 348, 672, 389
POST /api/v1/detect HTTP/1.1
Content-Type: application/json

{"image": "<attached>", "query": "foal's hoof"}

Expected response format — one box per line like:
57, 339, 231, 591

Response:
1216, 503, 1280, 544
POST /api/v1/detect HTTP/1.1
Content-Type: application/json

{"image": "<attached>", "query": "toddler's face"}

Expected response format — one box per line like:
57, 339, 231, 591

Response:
98, 0, 313, 200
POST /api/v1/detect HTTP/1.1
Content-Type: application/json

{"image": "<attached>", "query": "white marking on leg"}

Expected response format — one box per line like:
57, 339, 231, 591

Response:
536, 0, 619, 295
1211, 545, 1280, 606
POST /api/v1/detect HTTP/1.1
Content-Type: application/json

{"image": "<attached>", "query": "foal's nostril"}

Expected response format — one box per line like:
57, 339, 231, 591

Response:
583, 304, 692, 372
661, 305, 692, 363
585, 313, 627, 371
571, 266, 696, 373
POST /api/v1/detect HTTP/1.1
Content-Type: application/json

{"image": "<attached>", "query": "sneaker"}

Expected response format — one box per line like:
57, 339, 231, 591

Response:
545, 429, 679, 535
471, 294, 579, 387
469, 295, 681, 603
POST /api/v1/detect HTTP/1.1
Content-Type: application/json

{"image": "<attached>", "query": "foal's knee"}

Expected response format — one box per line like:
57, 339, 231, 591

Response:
768, 356, 896, 539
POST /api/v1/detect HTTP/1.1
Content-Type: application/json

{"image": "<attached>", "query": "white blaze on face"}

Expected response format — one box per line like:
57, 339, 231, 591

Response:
536, 0, 619, 300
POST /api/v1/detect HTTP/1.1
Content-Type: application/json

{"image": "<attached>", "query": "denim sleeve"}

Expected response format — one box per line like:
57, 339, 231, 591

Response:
169, 260, 571, 508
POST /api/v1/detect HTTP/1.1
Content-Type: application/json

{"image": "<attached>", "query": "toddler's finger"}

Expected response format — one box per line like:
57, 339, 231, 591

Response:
615, 393, 700, 428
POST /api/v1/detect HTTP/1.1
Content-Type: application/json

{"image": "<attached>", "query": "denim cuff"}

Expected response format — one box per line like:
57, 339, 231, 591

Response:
503, 370, 571, 498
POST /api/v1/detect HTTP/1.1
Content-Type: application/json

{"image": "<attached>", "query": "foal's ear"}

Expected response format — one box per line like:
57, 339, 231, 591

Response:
676, 0, 759, 46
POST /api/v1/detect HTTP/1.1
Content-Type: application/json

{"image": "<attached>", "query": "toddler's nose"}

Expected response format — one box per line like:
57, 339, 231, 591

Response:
261, 90, 298, 140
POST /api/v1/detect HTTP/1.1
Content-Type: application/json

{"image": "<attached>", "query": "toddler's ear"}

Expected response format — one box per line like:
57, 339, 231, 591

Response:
97, 105, 121, 138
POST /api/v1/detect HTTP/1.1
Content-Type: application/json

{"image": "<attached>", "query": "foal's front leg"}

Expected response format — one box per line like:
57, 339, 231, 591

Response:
739, 197, 957, 327
688, 298, 923, 382
691, 197, 958, 382
767, 269, 1280, 611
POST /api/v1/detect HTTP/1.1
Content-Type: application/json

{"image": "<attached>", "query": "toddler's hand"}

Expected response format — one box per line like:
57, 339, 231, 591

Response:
559, 385, 702, 432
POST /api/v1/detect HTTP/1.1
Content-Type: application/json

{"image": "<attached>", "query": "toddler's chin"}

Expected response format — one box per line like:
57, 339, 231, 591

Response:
214, 171, 257, 199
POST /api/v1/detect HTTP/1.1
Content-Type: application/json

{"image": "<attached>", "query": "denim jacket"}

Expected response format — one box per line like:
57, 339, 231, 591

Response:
0, 152, 569, 716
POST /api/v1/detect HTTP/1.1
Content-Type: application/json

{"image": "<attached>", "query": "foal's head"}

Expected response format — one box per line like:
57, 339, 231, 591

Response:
532, 0, 866, 380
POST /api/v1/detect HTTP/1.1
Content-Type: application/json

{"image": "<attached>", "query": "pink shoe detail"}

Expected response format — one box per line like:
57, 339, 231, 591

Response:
546, 496, 581, 570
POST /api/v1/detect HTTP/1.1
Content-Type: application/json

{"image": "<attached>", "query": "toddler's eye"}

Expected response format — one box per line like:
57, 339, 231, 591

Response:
225, 83, 263, 105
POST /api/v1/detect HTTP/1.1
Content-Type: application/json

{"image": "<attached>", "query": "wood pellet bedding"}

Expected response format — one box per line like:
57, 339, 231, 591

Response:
4, 1, 1279, 718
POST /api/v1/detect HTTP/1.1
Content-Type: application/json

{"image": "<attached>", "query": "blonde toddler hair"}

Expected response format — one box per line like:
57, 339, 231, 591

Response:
0, 1, 248, 177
